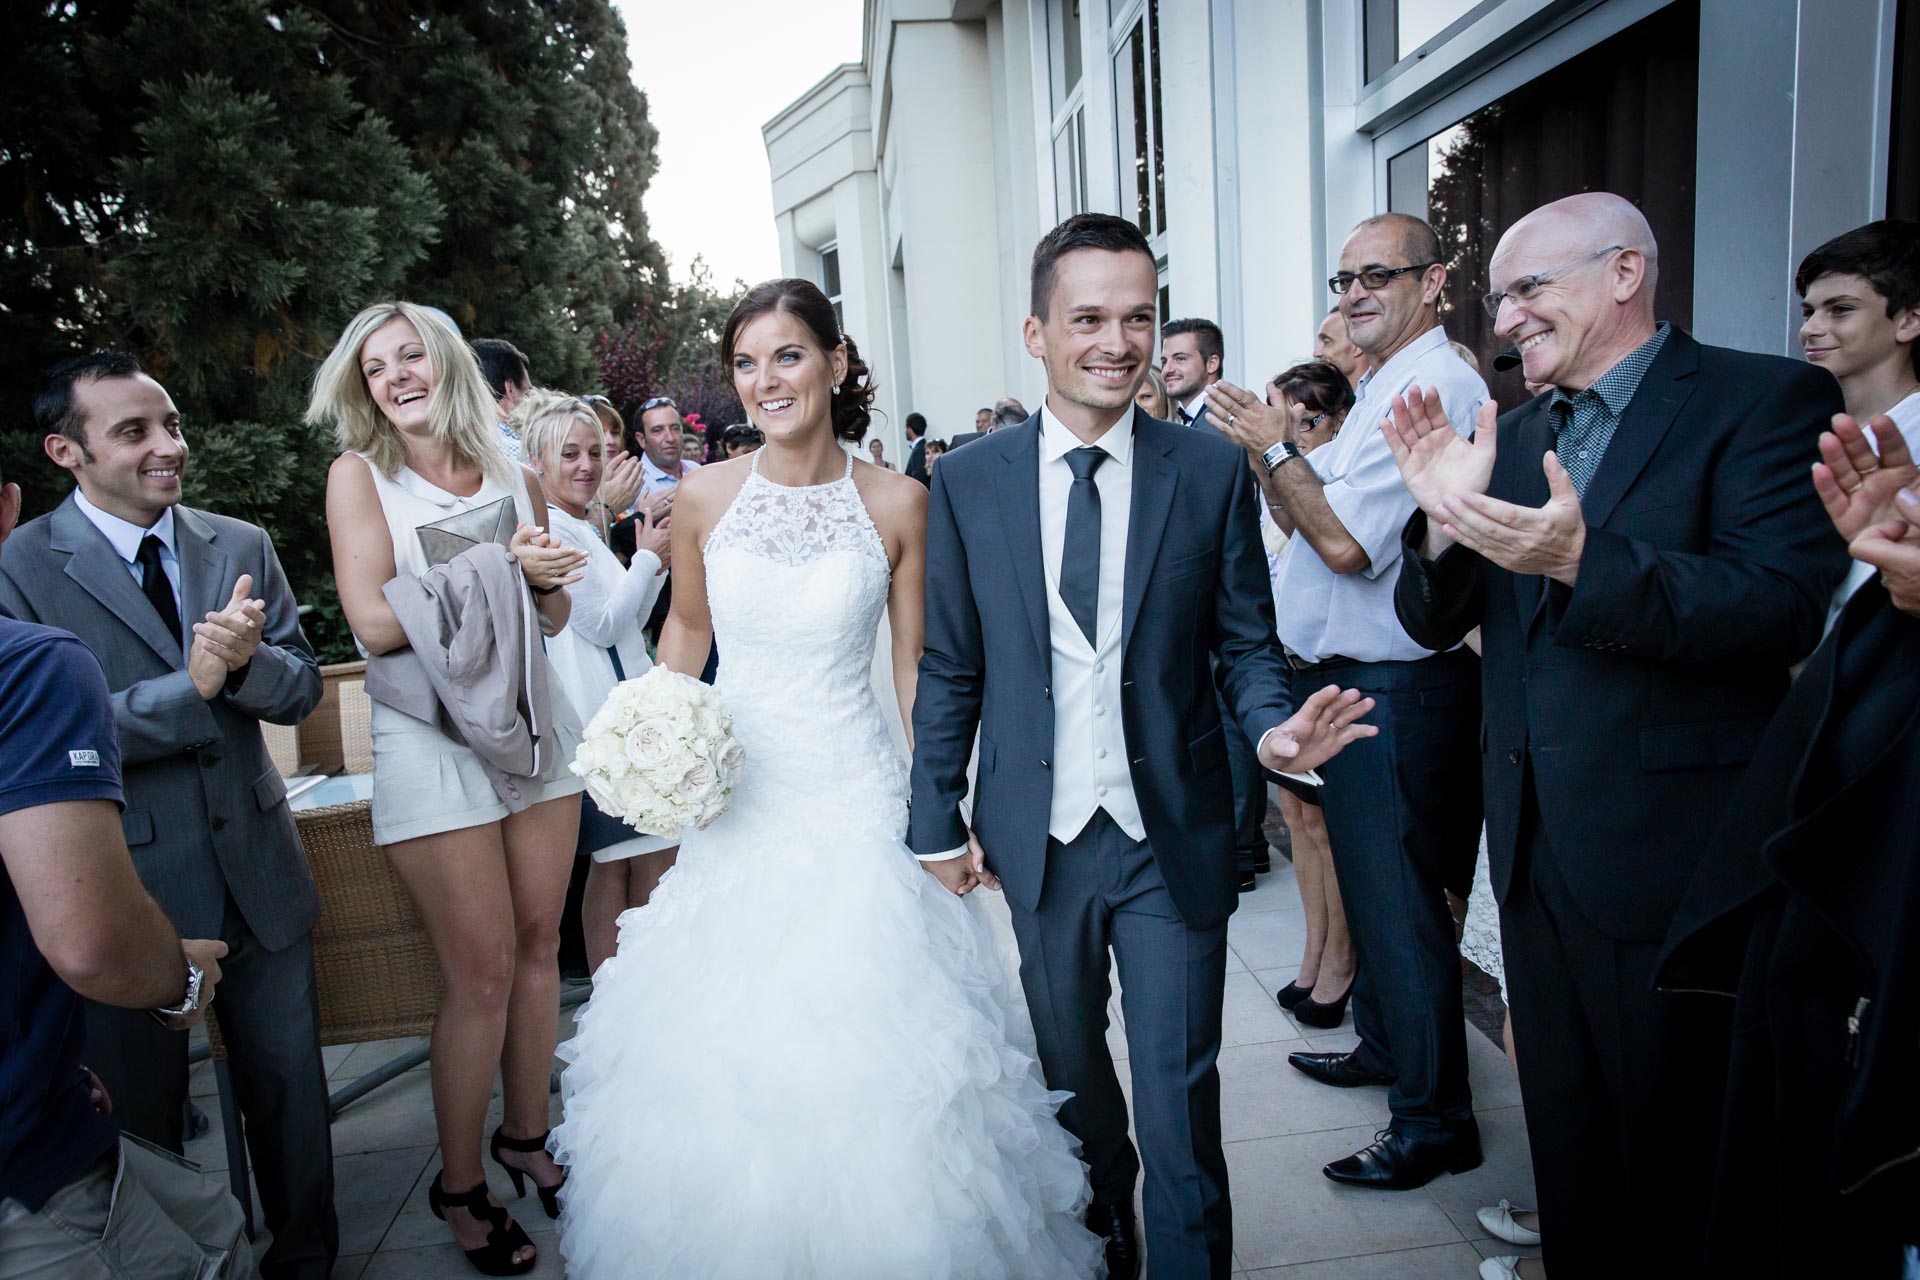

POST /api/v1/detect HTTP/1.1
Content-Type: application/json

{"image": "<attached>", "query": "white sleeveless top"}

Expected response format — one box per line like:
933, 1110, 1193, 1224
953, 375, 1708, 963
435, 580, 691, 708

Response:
352, 451, 536, 583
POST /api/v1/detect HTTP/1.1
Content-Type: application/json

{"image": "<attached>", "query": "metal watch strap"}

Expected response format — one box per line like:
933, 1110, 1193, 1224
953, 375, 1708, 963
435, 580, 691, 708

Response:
1261, 440, 1301, 472
153, 954, 204, 1019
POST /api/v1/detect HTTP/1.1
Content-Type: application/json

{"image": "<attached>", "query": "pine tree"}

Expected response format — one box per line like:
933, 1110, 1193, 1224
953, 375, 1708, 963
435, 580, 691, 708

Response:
0, 0, 673, 660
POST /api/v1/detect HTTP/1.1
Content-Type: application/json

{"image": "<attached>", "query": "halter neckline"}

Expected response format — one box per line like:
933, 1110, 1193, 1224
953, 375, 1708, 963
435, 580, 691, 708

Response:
748, 447, 856, 491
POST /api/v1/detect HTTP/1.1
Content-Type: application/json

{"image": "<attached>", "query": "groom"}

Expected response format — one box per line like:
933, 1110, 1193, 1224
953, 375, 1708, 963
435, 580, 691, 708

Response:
910, 213, 1375, 1279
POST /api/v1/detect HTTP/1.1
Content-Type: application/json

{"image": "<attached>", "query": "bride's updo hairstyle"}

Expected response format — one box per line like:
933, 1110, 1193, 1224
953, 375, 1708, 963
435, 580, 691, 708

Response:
721, 278, 876, 444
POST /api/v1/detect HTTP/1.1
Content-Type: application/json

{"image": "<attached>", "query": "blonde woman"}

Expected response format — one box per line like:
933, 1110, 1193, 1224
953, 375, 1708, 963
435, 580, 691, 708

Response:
313, 302, 587, 1276
1134, 362, 1172, 419
521, 394, 679, 972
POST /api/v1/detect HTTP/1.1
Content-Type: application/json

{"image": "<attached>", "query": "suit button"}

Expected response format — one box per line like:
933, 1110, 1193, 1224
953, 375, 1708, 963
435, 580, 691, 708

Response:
1040, 759, 1051, 770
1044, 687, 1051, 700
1507, 749, 1522, 765
211, 817, 227, 831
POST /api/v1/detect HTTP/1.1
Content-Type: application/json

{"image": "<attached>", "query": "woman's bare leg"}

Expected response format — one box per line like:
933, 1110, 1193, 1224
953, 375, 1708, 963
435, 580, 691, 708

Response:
625, 845, 680, 909
1278, 791, 1327, 988
384, 821, 535, 1266
1303, 804, 1356, 1003
581, 857, 630, 974
492, 794, 581, 1194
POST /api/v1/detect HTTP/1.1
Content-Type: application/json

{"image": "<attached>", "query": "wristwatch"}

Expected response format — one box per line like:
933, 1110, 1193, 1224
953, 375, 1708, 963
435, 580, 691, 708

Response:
1261, 439, 1302, 473
150, 952, 205, 1025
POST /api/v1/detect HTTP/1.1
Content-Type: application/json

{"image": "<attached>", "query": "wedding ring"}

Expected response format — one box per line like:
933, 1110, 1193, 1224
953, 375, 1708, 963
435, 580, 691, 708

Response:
1846, 482, 1865, 495
1227, 413, 1238, 426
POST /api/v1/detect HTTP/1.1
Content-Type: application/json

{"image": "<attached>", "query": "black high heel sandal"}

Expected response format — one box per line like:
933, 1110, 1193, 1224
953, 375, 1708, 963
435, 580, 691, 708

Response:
1292, 980, 1354, 1029
490, 1127, 566, 1219
428, 1172, 536, 1276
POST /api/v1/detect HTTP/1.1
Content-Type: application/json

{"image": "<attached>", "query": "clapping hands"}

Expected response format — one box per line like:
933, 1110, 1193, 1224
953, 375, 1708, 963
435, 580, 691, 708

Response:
1811, 412, 1918, 542
1257, 684, 1378, 774
510, 524, 587, 591
599, 450, 646, 516
188, 575, 267, 699
1383, 388, 1587, 584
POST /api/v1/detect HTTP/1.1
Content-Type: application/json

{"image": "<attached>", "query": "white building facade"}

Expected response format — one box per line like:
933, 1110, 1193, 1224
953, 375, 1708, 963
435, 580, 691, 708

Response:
766, 0, 1918, 448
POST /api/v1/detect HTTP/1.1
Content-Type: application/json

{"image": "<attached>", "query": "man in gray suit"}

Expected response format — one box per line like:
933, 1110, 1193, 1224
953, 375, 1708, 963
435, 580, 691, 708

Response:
0, 352, 335, 1279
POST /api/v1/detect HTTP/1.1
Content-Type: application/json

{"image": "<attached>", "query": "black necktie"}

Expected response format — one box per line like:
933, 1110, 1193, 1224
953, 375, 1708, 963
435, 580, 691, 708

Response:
1177, 404, 1192, 425
136, 534, 182, 650
1060, 447, 1106, 645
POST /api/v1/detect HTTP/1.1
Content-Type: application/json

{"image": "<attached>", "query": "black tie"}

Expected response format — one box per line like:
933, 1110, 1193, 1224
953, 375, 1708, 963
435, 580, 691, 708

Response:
1177, 404, 1192, 425
1060, 447, 1106, 645
136, 534, 182, 650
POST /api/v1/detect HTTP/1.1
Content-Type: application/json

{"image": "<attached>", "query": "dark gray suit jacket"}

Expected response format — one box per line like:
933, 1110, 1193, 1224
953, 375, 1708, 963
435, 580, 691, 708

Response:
0, 496, 323, 949
910, 408, 1296, 929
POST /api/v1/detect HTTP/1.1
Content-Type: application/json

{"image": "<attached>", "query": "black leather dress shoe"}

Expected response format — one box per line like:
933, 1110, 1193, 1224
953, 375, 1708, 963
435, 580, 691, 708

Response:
1238, 868, 1257, 892
1252, 848, 1272, 874
1085, 1201, 1139, 1280
1287, 1050, 1395, 1088
1322, 1123, 1483, 1190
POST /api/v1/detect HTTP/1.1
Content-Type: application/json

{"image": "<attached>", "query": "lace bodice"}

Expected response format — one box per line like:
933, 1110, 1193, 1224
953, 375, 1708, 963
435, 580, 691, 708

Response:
700, 450, 902, 823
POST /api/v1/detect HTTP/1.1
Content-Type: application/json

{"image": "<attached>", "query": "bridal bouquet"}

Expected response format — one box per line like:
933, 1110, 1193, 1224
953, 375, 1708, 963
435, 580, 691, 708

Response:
571, 668, 745, 836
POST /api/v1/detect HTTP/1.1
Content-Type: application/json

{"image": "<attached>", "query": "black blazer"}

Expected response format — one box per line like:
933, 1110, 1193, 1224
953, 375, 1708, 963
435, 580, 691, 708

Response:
904, 437, 929, 485
1394, 328, 1848, 940
910, 408, 1295, 928
1659, 580, 1920, 1214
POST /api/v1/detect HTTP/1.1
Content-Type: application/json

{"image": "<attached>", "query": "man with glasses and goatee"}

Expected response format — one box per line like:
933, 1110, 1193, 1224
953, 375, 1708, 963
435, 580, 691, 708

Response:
1208, 212, 1489, 1193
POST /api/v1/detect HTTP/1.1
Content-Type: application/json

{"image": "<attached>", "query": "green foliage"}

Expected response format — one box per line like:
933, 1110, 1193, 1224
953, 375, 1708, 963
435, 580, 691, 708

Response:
0, 0, 717, 662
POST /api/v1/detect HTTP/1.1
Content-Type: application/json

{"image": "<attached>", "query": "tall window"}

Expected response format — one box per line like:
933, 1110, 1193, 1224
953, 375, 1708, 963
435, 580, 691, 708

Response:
1112, 0, 1168, 239
819, 243, 844, 328
1385, 1, 1699, 409
1365, 0, 1493, 83
1048, 0, 1088, 220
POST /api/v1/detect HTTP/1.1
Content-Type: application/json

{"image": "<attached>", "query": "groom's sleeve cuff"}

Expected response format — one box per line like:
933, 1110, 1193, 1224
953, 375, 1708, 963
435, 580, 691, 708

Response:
1256, 727, 1324, 787
916, 845, 969, 863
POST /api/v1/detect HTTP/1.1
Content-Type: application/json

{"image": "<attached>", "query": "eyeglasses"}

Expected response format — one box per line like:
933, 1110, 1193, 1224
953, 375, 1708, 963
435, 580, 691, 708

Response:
1481, 246, 1624, 317
1328, 262, 1440, 295
1301, 411, 1331, 430
580, 393, 612, 407
641, 395, 677, 411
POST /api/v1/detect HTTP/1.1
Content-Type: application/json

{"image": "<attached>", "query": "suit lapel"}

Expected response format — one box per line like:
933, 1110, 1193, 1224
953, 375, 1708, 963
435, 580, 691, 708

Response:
1503, 401, 1555, 631
991, 420, 1054, 670
1122, 409, 1179, 654
174, 506, 233, 637
1577, 331, 1698, 530
49, 496, 183, 667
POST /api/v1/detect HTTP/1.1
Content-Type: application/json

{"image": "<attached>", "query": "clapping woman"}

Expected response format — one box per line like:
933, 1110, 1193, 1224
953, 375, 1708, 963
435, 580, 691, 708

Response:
314, 303, 587, 1276
521, 394, 682, 972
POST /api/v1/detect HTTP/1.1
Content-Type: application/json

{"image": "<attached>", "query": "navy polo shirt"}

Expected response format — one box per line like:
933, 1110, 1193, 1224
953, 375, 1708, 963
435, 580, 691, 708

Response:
0, 608, 125, 1212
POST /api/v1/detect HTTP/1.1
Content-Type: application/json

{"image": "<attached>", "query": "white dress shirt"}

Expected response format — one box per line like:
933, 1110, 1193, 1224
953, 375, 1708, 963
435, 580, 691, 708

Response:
639, 454, 701, 501
1273, 325, 1487, 663
73, 489, 184, 643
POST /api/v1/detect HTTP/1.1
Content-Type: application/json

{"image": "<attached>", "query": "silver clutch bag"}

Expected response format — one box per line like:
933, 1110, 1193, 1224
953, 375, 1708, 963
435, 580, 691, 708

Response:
416, 497, 518, 568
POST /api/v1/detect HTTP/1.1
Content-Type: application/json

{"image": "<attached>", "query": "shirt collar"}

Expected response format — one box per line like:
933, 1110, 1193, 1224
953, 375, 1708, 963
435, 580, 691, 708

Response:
1178, 390, 1208, 418
1354, 324, 1451, 399
1551, 322, 1671, 416
73, 489, 175, 565
1041, 401, 1135, 468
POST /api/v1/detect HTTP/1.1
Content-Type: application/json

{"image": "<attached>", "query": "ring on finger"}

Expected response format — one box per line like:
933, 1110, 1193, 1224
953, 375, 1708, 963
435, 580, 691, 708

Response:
1847, 481, 1865, 495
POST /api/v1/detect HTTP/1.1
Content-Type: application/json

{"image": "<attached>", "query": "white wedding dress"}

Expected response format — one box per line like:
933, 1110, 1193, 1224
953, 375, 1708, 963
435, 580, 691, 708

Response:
552, 451, 1102, 1279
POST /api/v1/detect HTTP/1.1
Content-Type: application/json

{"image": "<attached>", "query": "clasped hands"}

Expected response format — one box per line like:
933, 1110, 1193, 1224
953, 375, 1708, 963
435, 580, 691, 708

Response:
188, 574, 267, 699
510, 524, 588, 591
1814, 412, 1920, 616
923, 687, 1377, 897
1381, 388, 1587, 584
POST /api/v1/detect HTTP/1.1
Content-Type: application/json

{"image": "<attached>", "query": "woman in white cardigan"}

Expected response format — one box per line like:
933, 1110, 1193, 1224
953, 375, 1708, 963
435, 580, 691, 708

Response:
523, 393, 678, 972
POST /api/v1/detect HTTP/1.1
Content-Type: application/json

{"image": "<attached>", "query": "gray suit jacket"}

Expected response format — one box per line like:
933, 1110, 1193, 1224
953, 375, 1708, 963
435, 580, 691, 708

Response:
0, 495, 323, 949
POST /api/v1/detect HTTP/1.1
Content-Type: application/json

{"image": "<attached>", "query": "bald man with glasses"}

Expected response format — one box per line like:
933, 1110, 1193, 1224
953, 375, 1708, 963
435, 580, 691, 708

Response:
1384, 192, 1850, 1278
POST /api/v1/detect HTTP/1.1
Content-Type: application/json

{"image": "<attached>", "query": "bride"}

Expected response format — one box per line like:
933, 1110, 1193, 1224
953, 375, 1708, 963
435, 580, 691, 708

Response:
551, 279, 1104, 1279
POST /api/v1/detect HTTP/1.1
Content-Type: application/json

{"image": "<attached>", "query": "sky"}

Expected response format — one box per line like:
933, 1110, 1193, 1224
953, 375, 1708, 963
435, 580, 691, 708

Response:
615, 0, 864, 289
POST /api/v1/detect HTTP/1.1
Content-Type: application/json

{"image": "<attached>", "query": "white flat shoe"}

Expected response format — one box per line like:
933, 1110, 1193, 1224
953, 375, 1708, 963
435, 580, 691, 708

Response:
1479, 1258, 1525, 1280
1476, 1198, 1543, 1245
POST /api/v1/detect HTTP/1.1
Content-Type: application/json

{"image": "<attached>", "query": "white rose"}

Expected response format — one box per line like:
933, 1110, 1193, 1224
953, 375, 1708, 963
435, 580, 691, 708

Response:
679, 760, 714, 798
627, 723, 674, 772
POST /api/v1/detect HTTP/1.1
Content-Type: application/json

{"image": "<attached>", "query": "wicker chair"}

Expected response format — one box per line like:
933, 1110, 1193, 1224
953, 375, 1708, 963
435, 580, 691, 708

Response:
206, 798, 443, 1230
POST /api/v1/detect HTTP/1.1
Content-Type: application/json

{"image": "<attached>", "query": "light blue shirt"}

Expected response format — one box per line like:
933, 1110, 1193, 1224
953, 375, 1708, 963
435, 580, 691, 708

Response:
1273, 324, 1487, 664
72, 490, 183, 639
